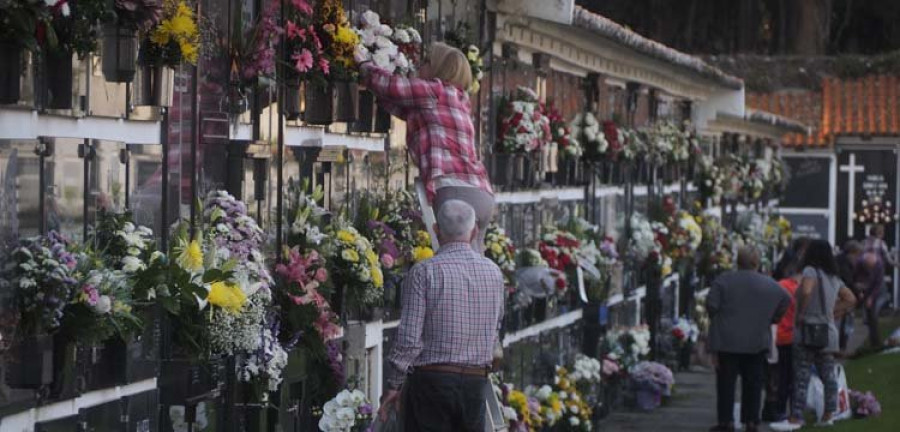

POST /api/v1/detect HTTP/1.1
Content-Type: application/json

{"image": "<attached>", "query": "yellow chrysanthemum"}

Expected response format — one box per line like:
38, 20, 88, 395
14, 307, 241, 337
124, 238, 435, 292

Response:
365, 249, 378, 266
413, 246, 434, 262
489, 242, 503, 255
341, 249, 360, 263
207, 281, 246, 313
337, 230, 356, 243
416, 230, 432, 247
177, 239, 204, 272
371, 265, 383, 288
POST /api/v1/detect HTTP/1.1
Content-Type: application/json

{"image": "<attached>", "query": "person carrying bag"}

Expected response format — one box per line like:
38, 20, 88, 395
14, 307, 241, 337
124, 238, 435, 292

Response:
772, 240, 856, 432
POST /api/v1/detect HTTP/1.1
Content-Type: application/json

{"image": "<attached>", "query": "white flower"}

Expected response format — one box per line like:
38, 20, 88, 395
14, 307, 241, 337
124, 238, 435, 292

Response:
361, 9, 381, 27
372, 51, 395, 74
569, 416, 580, 426
377, 24, 394, 38
536, 385, 552, 401
94, 295, 112, 314
121, 256, 145, 273
395, 52, 409, 70
150, 251, 164, 263
502, 406, 518, 421
393, 28, 410, 44
408, 28, 422, 43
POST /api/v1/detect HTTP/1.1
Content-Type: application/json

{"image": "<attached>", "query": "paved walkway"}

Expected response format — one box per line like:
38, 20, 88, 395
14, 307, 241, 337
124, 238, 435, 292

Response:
599, 315, 874, 431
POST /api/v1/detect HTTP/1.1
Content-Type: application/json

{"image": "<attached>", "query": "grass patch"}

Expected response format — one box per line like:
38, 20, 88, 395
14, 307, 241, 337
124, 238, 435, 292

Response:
826, 316, 900, 432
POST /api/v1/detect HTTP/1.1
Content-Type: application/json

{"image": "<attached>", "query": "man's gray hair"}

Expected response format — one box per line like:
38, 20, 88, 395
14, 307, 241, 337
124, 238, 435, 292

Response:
736, 245, 761, 270
437, 199, 477, 240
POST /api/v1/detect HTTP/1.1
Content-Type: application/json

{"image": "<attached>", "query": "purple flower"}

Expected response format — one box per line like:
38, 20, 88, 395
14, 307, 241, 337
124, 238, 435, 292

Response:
358, 403, 373, 415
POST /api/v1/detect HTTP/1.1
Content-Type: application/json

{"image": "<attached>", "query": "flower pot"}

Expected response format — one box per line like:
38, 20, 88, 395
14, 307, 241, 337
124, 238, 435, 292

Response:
352, 89, 376, 132
284, 81, 302, 120
373, 104, 391, 133
633, 380, 662, 411
4, 334, 53, 389
304, 81, 334, 125
0, 41, 21, 104
333, 81, 359, 122
136, 65, 175, 107
102, 24, 138, 83
44, 50, 73, 110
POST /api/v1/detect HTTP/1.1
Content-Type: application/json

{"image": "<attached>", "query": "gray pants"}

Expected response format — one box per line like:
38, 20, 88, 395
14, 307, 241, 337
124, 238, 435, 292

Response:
434, 186, 495, 253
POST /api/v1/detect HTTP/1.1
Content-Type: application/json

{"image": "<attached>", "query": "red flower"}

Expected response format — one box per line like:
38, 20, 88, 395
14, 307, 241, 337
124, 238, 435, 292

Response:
555, 277, 567, 290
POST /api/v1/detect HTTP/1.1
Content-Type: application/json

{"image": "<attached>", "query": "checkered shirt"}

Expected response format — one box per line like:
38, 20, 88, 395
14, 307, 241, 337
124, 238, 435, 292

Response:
386, 242, 505, 389
362, 63, 493, 201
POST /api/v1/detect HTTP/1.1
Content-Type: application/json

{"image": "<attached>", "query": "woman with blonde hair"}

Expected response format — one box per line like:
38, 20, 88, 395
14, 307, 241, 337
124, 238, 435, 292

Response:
358, 42, 493, 251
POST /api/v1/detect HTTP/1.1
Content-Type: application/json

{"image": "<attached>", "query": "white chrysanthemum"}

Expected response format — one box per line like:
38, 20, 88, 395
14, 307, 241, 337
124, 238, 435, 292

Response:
361, 10, 381, 27
393, 28, 410, 43
372, 51, 395, 73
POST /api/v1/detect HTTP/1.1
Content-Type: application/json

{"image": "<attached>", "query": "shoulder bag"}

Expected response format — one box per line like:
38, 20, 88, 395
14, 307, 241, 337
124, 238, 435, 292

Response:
800, 270, 830, 350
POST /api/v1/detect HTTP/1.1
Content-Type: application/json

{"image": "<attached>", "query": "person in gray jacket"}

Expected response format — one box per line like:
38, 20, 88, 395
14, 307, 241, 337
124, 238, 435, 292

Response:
708, 246, 791, 432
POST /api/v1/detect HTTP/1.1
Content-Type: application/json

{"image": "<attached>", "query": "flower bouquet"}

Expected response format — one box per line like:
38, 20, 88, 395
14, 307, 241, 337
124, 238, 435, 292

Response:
767, 156, 789, 198
222, 0, 279, 113
539, 226, 581, 274
275, 246, 340, 344
603, 325, 652, 371
695, 155, 724, 206
570, 354, 602, 387
527, 384, 564, 427
317, 389, 374, 432
354, 10, 419, 76
629, 361, 675, 411
287, 181, 330, 251
137, 0, 199, 105
551, 366, 594, 431
497, 86, 551, 154
493, 375, 541, 432
695, 214, 735, 281
569, 112, 608, 162
665, 210, 702, 263
326, 221, 384, 316
849, 390, 881, 418
763, 215, 792, 251
485, 223, 517, 285
546, 103, 582, 159
444, 21, 484, 94
627, 213, 665, 267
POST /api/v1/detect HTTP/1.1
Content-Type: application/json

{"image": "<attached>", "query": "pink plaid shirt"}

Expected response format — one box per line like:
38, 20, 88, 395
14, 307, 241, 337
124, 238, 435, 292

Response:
362, 63, 493, 202
386, 242, 505, 389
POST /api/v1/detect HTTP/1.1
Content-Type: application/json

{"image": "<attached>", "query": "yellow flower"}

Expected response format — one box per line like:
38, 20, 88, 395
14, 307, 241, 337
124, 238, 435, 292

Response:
207, 281, 246, 313
489, 242, 503, 255
366, 249, 378, 266
334, 26, 359, 46
177, 239, 204, 272
416, 230, 432, 247
371, 265, 384, 288
413, 246, 434, 262
337, 230, 357, 243
341, 249, 360, 263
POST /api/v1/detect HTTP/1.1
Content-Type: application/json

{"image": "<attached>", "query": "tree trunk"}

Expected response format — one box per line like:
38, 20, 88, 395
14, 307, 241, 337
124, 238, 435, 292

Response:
792, 0, 832, 55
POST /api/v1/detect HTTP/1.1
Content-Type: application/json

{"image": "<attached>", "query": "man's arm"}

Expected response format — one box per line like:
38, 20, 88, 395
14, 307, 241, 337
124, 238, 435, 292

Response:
707, 277, 723, 318
385, 265, 428, 390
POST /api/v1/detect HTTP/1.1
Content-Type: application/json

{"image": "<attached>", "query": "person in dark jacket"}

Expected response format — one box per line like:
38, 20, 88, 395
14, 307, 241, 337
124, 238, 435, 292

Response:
708, 246, 791, 432
836, 241, 862, 351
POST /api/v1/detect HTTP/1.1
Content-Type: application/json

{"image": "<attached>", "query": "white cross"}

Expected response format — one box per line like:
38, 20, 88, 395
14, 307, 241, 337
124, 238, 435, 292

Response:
840, 153, 865, 237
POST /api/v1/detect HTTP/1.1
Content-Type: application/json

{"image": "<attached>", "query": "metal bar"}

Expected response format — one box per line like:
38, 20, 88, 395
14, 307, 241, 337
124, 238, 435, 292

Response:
191, 1, 202, 233
276, 0, 286, 257
83, 138, 90, 242
124, 145, 131, 210
160, 107, 169, 251
38, 141, 46, 235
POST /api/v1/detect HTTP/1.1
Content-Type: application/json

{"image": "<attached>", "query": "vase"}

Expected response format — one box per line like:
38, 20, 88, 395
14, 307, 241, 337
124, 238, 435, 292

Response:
136, 65, 175, 107
102, 24, 138, 83
373, 104, 391, 133
0, 41, 21, 104
284, 80, 301, 120
304, 81, 334, 125
333, 81, 359, 122
4, 334, 53, 389
44, 50, 73, 110
633, 380, 662, 411
352, 89, 376, 132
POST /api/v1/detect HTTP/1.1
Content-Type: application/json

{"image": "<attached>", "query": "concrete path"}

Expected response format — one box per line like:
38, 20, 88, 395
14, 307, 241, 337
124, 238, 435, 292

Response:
598, 313, 875, 431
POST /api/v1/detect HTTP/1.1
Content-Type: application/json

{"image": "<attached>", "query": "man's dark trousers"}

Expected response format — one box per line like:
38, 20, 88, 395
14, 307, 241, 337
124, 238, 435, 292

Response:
404, 370, 487, 431
716, 352, 767, 426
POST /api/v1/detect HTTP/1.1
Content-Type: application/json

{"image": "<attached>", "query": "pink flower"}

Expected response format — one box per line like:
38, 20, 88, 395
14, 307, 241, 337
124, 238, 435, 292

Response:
292, 49, 313, 73
82, 284, 99, 305
319, 58, 330, 75
381, 254, 395, 269
285, 20, 307, 40
291, 0, 313, 15
314, 267, 328, 282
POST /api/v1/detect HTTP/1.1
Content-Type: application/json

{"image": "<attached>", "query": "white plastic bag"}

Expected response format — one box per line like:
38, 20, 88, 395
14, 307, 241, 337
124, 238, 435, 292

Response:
834, 364, 852, 421
805, 375, 825, 422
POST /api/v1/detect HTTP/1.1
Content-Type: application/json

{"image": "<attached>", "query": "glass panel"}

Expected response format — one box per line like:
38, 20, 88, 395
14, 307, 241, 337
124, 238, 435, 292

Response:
46, 138, 86, 242
0, 140, 41, 242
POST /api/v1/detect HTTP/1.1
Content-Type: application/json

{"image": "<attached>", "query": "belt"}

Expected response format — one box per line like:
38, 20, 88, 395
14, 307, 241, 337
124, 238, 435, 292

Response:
417, 364, 489, 377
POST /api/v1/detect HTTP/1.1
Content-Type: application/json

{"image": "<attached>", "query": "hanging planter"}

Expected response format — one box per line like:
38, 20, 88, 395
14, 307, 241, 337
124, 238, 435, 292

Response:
353, 89, 376, 132
284, 80, 301, 120
333, 81, 359, 122
0, 41, 22, 104
303, 81, 334, 125
373, 103, 391, 133
102, 24, 138, 83
135, 65, 175, 107
44, 50, 73, 110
